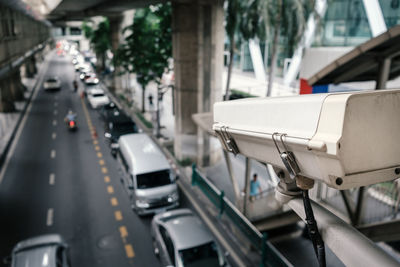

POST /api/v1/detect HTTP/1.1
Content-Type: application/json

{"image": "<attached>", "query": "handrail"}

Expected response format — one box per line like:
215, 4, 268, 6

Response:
288, 197, 399, 267
192, 164, 292, 267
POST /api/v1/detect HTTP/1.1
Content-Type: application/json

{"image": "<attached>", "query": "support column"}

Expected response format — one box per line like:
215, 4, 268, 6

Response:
108, 15, 124, 93
0, 76, 16, 112
10, 71, 25, 101
25, 56, 37, 78
172, 0, 224, 164
376, 58, 391, 89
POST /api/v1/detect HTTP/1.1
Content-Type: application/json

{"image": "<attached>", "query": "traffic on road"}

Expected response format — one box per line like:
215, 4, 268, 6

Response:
0, 44, 228, 267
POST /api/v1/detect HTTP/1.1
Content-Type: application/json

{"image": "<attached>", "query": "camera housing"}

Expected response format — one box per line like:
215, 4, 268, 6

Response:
213, 90, 400, 189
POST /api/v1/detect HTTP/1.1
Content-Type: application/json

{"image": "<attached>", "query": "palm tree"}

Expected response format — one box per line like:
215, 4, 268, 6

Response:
243, 0, 315, 96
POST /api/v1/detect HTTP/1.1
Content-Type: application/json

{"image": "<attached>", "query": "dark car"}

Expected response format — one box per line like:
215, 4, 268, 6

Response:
99, 102, 120, 121
104, 113, 138, 155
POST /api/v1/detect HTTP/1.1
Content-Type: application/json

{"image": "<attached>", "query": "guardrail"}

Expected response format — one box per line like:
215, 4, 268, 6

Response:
191, 164, 292, 267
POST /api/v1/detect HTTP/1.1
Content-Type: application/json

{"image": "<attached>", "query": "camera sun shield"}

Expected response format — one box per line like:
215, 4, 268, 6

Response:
213, 90, 400, 189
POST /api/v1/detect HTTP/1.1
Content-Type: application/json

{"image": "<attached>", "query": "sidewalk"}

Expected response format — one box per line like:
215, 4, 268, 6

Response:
0, 52, 48, 170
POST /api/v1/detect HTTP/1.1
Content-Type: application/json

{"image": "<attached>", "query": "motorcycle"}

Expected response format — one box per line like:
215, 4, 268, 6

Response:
65, 117, 78, 131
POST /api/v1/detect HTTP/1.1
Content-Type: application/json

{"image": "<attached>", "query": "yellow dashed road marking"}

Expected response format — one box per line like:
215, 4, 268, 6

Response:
115, 210, 123, 221
107, 185, 114, 194
104, 176, 110, 183
93, 140, 98, 145
101, 167, 108, 174
99, 159, 105, 165
97, 152, 102, 158
95, 145, 100, 151
124, 244, 135, 258
119, 226, 128, 239
111, 197, 118, 206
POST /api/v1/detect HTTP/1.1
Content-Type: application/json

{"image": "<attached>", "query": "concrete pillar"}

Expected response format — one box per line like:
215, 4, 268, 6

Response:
10, 71, 25, 101
172, 0, 224, 165
0, 76, 16, 112
25, 56, 37, 78
108, 15, 124, 93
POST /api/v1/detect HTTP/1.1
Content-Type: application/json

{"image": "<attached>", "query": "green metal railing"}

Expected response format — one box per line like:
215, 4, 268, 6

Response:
191, 164, 292, 267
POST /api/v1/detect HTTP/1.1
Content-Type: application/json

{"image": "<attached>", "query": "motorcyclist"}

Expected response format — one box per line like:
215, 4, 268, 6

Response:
73, 80, 78, 92
65, 110, 77, 124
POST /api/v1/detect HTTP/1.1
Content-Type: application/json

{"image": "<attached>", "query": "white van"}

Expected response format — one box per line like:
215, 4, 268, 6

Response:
117, 133, 179, 215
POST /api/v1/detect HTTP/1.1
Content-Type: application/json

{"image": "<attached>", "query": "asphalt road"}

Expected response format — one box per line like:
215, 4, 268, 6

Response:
0, 52, 180, 266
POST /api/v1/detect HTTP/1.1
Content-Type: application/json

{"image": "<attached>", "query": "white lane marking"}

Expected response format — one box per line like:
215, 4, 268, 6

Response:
54, 102, 58, 107
54, 110, 58, 115
50, 150, 56, 159
0, 56, 50, 185
52, 132, 56, 140
46, 208, 54, 226
49, 173, 55, 185
52, 120, 57, 126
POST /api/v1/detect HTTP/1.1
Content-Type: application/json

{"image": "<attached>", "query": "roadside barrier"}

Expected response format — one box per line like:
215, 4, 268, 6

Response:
191, 164, 292, 267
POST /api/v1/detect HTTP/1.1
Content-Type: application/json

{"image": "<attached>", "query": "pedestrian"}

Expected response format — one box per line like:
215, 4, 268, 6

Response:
250, 173, 261, 201
148, 93, 154, 108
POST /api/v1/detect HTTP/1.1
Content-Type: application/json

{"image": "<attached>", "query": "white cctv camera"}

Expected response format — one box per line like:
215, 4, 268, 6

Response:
213, 89, 400, 190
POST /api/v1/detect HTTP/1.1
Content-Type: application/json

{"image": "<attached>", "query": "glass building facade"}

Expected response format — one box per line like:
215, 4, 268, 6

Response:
230, 0, 400, 72
315, 0, 400, 47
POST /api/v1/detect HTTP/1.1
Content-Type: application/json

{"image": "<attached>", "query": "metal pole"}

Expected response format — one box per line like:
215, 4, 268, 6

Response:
376, 58, 391, 89
243, 157, 251, 215
223, 150, 241, 206
354, 186, 365, 226
288, 197, 399, 267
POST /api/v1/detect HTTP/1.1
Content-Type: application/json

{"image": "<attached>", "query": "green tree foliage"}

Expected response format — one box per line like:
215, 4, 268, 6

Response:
81, 18, 111, 70
241, 0, 315, 96
114, 3, 172, 113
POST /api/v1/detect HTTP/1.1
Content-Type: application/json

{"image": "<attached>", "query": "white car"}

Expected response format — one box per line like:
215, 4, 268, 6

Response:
43, 77, 61, 90
84, 73, 99, 85
87, 89, 110, 109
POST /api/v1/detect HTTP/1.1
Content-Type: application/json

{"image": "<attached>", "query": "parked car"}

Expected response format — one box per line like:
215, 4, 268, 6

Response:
99, 102, 120, 121
4, 234, 71, 267
84, 73, 99, 85
117, 133, 179, 215
104, 113, 138, 156
151, 209, 227, 267
87, 89, 110, 109
43, 77, 61, 91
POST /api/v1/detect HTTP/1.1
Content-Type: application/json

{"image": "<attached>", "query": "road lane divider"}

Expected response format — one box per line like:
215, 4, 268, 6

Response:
115, 210, 123, 221
46, 208, 54, 226
54, 110, 58, 115
52, 120, 57, 126
124, 244, 135, 258
119, 226, 128, 241
111, 197, 118, 206
52, 132, 56, 140
49, 173, 55, 185
107, 185, 114, 194
80, 97, 135, 261
50, 149, 56, 159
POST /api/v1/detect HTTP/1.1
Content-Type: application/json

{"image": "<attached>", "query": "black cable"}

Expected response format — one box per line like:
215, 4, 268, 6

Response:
302, 190, 326, 267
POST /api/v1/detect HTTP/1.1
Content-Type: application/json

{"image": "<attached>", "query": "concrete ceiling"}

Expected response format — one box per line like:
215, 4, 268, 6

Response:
47, 0, 165, 23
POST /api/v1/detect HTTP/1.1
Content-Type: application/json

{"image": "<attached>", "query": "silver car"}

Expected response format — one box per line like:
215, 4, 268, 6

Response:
5, 234, 71, 267
43, 77, 61, 90
151, 209, 226, 267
